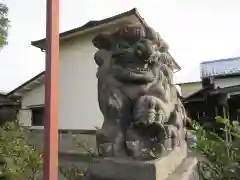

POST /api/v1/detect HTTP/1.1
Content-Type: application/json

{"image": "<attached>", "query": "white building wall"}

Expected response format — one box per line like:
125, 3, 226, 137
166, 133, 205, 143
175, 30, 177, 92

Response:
58, 34, 102, 129
18, 34, 103, 129
18, 84, 45, 126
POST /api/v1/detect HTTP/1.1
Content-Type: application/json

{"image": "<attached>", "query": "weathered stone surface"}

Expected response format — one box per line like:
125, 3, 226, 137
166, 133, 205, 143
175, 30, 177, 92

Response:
84, 143, 189, 180
89, 23, 197, 180
167, 156, 199, 180
92, 24, 189, 160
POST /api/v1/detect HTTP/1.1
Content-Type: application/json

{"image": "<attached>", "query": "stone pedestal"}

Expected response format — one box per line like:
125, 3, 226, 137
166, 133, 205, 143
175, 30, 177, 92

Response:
84, 144, 199, 180
167, 156, 199, 180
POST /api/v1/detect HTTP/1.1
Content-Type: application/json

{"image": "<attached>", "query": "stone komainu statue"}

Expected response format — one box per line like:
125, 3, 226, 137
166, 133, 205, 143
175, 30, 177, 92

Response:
92, 24, 188, 160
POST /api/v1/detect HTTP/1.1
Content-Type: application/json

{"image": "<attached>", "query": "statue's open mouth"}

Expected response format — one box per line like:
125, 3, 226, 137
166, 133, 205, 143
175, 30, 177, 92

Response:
129, 61, 151, 72
112, 64, 156, 83
116, 59, 153, 72
111, 51, 158, 82
120, 62, 153, 74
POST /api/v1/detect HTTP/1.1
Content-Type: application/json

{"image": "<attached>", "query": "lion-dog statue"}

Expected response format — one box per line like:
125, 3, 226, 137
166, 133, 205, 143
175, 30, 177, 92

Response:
92, 24, 188, 160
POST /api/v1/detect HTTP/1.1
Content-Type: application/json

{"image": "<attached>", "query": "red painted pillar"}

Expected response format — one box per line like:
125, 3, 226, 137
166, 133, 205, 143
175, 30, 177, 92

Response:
44, 0, 59, 180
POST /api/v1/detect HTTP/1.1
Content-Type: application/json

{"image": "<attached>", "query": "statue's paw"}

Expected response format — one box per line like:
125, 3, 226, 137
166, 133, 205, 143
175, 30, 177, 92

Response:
134, 95, 166, 126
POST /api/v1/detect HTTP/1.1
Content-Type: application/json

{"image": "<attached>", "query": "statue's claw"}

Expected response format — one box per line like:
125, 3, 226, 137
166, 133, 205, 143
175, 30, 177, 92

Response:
133, 95, 167, 126
161, 124, 179, 150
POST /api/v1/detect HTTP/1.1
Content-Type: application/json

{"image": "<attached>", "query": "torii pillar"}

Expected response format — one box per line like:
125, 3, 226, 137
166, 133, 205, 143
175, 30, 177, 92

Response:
44, 0, 59, 180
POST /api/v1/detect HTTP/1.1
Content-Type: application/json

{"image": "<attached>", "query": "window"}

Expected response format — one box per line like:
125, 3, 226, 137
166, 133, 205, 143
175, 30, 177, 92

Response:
31, 107, 44, 126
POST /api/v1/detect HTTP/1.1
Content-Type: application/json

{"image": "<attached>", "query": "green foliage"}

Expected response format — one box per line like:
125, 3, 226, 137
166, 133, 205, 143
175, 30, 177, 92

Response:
0, 121, 93, 180
69, 132, 95, 156
0, 2, 10, 49
59, 132, 93, 180
59, 165, 88, 180
2, 118, 240, 180
0, 121, 43, 180
190, 117, 240, 180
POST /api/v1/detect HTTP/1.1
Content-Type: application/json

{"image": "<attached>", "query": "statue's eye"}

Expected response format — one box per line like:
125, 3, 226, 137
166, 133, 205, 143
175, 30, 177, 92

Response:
135, 43, 145, 51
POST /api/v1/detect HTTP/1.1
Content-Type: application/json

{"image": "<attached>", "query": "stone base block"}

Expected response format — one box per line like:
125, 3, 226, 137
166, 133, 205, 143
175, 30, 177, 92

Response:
167, 156, 199, 180
84, 144, 199, 180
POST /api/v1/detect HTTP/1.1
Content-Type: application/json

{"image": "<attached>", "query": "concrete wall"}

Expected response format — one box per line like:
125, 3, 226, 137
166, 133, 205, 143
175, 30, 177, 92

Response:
29, 129, 97, 155
178, 82, 202, 98
28, 129, 98, 180
215, 76, 240, 88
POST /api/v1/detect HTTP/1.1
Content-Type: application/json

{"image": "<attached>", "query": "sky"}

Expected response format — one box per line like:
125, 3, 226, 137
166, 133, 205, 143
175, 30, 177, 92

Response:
0, 0, 240, 92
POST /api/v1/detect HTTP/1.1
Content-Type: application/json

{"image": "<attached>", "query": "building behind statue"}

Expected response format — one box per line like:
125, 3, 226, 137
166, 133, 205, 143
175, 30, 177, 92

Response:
179, 57, 240, 131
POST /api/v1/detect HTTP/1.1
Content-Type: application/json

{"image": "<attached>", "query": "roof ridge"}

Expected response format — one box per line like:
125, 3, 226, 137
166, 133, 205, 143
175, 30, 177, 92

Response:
6, 71, 45, 97
176, 81, 201, 85
201, 56, 240, 64
31, 8, 139, 48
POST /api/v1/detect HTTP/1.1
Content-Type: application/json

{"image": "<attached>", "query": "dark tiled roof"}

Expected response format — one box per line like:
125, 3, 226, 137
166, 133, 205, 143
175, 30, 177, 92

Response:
31, 8, 145, 48
6, 71, 45, 97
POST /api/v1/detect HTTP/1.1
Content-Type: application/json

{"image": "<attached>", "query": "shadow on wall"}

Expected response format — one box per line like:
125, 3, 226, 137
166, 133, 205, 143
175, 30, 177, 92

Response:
29, 129, 98, 155
0, 94, 20, 126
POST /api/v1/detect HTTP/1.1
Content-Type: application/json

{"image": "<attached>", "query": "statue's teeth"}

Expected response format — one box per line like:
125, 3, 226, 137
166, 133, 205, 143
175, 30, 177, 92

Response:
136, 67, 151, 71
